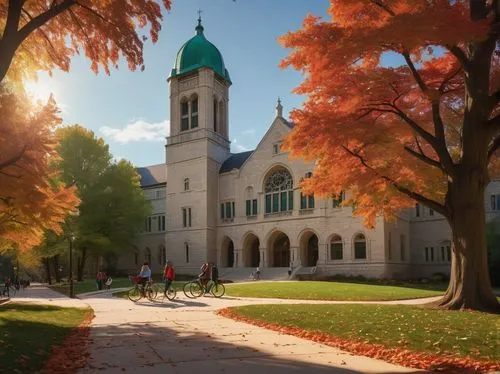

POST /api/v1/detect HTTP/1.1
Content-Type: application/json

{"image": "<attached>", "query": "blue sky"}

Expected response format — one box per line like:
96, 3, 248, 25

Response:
27, 0, 332, 167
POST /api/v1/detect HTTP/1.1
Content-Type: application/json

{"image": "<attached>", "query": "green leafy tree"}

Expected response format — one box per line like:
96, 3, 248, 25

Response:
56, 125, 150, 280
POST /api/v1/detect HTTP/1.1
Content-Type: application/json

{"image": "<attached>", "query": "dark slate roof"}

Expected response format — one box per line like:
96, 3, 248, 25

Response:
137, 164, 166, 187
219, 151, 253, 174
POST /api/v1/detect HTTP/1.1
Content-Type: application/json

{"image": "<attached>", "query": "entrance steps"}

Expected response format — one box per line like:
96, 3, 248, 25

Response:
218, 267, 291, 282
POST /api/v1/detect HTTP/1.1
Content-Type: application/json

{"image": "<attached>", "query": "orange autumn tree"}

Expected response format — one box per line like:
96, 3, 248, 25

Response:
280, 1, 500, 312
0, 0, 171, 83
0, 85, 79, 252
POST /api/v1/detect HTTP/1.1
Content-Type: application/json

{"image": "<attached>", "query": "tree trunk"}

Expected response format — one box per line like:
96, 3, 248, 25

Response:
77, 247, 87, 281
439, 170, 500, 312
52, 255, 61, 283
44, 258, 52, 285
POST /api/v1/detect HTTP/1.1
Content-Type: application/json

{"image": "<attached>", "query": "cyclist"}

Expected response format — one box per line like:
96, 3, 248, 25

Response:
198, 262, 210, 290
163, 261, 175, 296
138, 262, 151, 293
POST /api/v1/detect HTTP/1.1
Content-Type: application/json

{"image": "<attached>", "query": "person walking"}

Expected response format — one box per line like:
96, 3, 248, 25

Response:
163, 261, 175, 297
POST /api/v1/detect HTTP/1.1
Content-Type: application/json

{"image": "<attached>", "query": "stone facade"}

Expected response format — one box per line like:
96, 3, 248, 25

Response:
125, 22, 500, 280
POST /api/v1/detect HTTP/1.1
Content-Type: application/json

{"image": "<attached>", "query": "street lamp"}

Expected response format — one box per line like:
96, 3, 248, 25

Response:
68, 234, 75, 298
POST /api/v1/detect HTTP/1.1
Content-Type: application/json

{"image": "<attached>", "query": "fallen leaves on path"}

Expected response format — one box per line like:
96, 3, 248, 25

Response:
42, 309, 95, 374
217, 308, 500, 373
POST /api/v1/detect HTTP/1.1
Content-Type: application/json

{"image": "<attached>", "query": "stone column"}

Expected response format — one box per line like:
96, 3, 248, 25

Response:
290, 246, 300, 267
236, 249, 244, 268
317, 243, 327, 265
259, 248, 266, 268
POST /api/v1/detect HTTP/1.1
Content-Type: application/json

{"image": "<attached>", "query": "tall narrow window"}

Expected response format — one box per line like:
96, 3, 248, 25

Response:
430, 246, 434, 261
354, 233, 367, 259
182, 208, 187, 228
388, 232, 392, 260
213, 99, 218, 132
185, 242, 189, 263
188, 208, 192, 227
492, 195, 497, 210
181, 101, 189, 131
184, 178, 190, 191
400, 234, 406, 261
332, 191, 344, 208
330, 235, 343, 260
220, 203, 225, 219
425, 247, 430, 262
415, 203, 420, 217
252, 199, 257, 215
300, 193, 314, 209
225, 202, 232, 218
246, 200, 251, 216
190, 97, 198, 128
232, 202, 235, 218
429, 208, 434, 216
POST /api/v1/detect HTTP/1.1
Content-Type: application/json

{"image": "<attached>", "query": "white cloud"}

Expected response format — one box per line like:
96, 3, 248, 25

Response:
100, 119, 170, 143
231, 138, 251, 152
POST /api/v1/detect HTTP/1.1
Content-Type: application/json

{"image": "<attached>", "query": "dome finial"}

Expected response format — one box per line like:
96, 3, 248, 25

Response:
196, 9, 204, 35
276, 97, 283, 118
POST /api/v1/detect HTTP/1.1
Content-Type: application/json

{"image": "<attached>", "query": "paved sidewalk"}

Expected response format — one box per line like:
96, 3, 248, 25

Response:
78, 292, 433, 373
8, 283, 89, 309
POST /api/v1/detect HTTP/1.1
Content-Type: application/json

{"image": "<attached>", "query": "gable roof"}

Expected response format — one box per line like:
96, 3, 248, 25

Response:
219, 151, 253, 174
137, 164, 166, 187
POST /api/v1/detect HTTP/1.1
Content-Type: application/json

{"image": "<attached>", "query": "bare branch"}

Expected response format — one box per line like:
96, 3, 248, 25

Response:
445, 45, 470, 71
488, 135, 500, 162
402, 52, 429, 94
341, 145, 448, 216
370, 1, 396, 16
404, 145, 443, 171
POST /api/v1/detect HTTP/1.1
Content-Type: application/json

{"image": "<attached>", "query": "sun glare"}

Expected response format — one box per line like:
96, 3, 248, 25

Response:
24, 79, 57, 103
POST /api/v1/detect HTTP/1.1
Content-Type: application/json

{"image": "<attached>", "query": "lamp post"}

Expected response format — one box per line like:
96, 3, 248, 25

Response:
69, 234, 75, 298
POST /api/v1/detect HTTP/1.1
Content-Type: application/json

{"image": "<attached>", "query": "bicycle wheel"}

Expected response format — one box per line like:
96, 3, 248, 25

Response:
210, 282, 225, 298
165, 286, 177, 301
128, 286, 142, 302
146, 285, 158, 301
189, 281, 204, 298
183, 281, 196, 298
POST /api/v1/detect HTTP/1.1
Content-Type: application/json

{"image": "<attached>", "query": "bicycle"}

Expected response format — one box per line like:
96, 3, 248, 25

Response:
183, 278, 225, 298
127, 276, 157, 302
157, 282, 177, 301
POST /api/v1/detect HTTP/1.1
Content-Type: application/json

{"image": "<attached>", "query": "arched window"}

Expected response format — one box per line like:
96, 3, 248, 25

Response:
190, 95, 198, 129
144, 247, 152, 265
180, 98, 189, 131
264, 167, 293, 214
184, 178, 190, 191
330, 235, 343, 260
213, 98, 218, 133
184, 242, 190, 263
158, 245, 166, 265
354, 233, 366, 259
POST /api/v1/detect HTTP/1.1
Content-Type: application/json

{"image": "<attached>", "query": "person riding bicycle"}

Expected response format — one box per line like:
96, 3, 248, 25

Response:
198, 262, 211, 289
163, 261, 175, 296
138, 262, 151, 292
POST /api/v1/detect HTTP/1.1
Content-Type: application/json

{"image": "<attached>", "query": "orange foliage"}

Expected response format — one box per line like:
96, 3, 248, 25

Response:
279, 0, 497, 227
0, 0, 171, 83
218, 308, 500, 373
0, 86, 79, 252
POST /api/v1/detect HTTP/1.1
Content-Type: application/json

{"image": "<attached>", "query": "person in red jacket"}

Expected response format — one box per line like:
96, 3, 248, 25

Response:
163, 261, 175, 297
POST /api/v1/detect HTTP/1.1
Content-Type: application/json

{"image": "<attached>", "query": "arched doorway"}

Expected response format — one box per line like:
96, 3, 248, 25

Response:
243, 233, 260, 267
221, 237, 235, 267
268, 231, 290, 267
300, 231, 319, 267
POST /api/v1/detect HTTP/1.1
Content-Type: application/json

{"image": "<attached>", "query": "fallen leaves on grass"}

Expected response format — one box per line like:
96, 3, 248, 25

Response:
217, 308, 500, 372
41, 309, 94, 374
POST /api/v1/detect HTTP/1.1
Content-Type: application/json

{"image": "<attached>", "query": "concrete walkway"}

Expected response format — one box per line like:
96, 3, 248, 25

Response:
8, 283, 89, 308
76, 290, 435, 373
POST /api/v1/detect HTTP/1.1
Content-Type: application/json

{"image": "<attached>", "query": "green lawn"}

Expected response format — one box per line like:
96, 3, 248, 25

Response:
50, 277, 133, 295
225, 281, 444, 301
0, 303, 91, 373
227, 304, 500, 362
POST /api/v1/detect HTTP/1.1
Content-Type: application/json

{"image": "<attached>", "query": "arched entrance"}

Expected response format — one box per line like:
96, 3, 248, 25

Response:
300, 231, 319, 267
243, 233, 260, 267
268, 231, 290, 267
221, 237, 234, 267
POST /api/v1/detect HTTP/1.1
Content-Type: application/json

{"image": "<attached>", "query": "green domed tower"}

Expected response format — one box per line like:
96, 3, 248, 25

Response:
165, 18, 231, 271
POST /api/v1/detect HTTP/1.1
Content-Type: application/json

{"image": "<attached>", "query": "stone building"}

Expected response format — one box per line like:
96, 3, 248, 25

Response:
120, 19, 500, 280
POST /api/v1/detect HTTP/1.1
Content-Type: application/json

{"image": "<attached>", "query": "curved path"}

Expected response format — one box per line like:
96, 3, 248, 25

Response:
75, 289, 435, 373
10, 285, 435, 373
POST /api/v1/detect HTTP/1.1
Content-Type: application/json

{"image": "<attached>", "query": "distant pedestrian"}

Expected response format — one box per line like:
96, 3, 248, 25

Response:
105, 277, 113, 290
288, 263, 293, 277
96, 270, 106, 290
255, 267, 260, 280
163, 261, 175, 297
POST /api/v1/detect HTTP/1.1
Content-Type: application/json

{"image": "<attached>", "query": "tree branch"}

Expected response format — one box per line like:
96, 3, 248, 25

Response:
341, 145, 448, 217
445, 45, 470, 71
402, 52, 429, 94
487, 135, 500, 162
404, 145, 443, 171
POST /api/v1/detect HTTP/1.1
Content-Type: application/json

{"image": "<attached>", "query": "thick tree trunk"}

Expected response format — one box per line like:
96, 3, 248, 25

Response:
439, 170, 500, 312
77, 247, 87, 281
52, 255, 61, 283
44, 258, 52, 285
